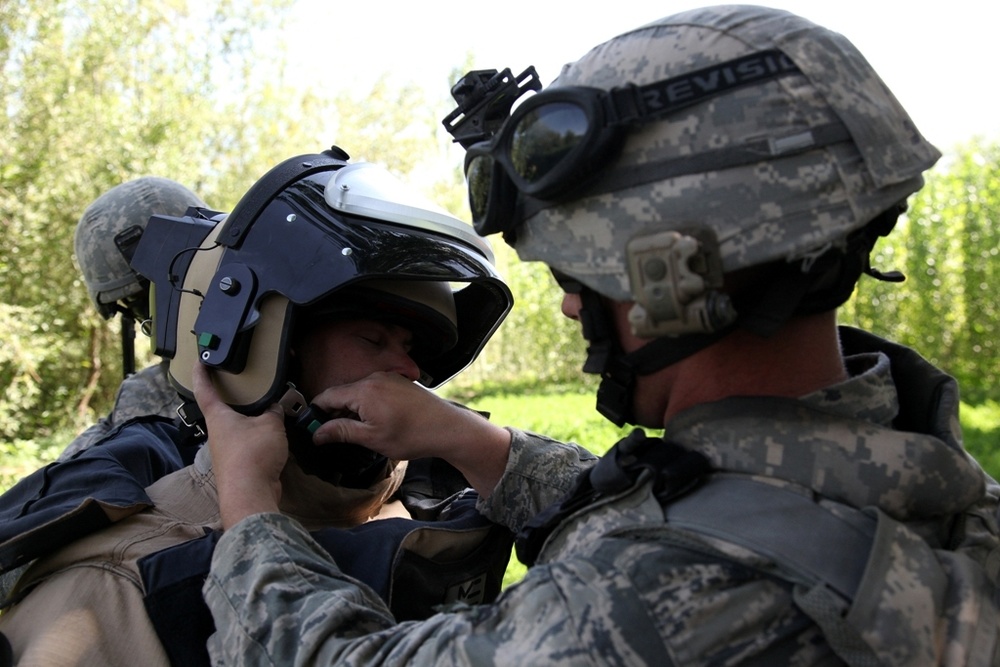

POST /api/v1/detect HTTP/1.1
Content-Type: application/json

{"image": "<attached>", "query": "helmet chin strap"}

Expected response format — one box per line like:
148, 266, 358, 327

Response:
578, 265, 829, 426
576, 286, 733, 427
575, 206, 908, 427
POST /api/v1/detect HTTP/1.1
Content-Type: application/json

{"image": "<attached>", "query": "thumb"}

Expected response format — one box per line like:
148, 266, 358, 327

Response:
191, 361, 222, 413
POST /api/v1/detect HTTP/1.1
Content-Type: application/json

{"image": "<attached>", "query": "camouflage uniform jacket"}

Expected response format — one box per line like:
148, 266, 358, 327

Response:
59, 361, 179, 460
203, 328, 1000, 666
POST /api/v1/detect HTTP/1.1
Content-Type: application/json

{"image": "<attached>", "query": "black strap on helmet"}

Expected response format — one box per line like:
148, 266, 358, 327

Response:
217, 146, 350, 249
571, 281, 734, 426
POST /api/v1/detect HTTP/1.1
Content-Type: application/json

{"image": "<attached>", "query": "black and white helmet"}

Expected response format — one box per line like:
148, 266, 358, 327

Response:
132, 147, 512, 414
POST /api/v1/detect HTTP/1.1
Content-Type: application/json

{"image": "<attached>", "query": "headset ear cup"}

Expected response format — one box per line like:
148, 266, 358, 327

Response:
169, 294, 293, 414
165, 214, 294, 413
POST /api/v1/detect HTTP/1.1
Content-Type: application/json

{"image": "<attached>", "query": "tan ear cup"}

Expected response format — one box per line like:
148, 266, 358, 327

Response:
167, 223, 292, 411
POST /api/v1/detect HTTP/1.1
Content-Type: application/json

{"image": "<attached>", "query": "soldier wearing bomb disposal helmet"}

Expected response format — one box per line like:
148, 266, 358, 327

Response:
0, 147, 514, 666
198, 7, 1000, 666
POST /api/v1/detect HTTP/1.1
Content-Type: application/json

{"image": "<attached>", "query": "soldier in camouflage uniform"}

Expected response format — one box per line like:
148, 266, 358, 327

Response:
62, 177, 206, 460
198, 6, 1000, 666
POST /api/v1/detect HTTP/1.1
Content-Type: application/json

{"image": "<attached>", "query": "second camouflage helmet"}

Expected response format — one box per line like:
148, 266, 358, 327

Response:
74, 177, 207, 319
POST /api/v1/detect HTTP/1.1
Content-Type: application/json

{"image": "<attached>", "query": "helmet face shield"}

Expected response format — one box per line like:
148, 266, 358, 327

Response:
132, 154, 512, 413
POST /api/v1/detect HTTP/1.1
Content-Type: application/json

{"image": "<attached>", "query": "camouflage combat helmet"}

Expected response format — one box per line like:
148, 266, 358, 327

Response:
512, 5, 940, 322
450, 5, 940, 425
74, 177, 207, 320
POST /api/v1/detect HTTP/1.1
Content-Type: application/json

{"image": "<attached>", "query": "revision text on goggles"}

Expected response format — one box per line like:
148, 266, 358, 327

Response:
465, 50, 801, 237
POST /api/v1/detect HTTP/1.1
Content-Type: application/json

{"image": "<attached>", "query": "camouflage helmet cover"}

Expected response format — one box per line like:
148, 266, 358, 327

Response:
74, 176, 207, 318
513, 5, 941, 303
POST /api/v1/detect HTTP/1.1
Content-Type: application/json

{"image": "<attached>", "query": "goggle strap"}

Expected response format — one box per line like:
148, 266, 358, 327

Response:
521, 121, 852, 219
604, 49, 801, 126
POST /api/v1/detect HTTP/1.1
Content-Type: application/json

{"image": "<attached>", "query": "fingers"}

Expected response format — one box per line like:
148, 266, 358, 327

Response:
264, 404, 286, 419
311, 372, 401, 415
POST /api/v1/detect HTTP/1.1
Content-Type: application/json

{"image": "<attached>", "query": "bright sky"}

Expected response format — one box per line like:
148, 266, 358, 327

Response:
287, 1, 998, 154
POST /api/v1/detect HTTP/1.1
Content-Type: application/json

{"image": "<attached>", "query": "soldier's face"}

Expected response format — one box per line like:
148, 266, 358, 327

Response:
294, 318, 421, 399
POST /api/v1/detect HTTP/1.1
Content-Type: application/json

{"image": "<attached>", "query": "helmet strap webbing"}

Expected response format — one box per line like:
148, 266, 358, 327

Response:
577, 285, 733, 426
597, 330, 734, 426
110, 304, 138, 378
584, 205, 906, 426
121, 310, 136, 377
738, 204, 906, 331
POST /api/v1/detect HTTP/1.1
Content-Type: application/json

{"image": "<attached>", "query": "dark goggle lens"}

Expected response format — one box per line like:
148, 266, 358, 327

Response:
509, 102, 589, 187
466, 154, 494, 221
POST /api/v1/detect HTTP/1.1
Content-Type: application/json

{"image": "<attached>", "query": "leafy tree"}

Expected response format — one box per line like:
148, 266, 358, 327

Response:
0, 0, 322, 443
842, 139, 999, 403
0, 0, 478, 448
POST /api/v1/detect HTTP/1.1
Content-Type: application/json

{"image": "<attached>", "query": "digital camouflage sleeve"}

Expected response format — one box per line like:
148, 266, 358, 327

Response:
203, 429, 604, 666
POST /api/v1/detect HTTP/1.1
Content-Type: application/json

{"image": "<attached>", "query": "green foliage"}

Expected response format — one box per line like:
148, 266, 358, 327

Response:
0, 0, 458, 446
962, 401, 1000, 477
462, 387, 635, 455
448, 244, 591, 390
0, 0, 300, 442
841, 139, 1000, 404
0, 304, 60, 438
0, 435, 62, 493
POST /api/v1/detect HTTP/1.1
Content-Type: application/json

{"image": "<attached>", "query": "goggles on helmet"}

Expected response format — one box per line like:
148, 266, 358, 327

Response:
462, 50, 801, 236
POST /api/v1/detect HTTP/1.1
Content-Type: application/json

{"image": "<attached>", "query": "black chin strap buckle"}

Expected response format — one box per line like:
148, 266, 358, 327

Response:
596, 355, 636, 427
572, 284, 636, 427
175, 399, 207, 444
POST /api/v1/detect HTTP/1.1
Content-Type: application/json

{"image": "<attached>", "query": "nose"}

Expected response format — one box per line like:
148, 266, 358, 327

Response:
391, 347, 422, 382
561, 292, 582, 320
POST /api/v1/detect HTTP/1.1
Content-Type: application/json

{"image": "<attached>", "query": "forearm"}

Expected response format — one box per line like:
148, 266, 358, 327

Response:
477, 428, 598, 532
434, 409, 512, 499
216, 473, 282, 530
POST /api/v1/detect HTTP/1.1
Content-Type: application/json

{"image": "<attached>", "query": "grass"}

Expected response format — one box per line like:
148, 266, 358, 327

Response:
962, 400, 1000, 477
463, 389, 634, 457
